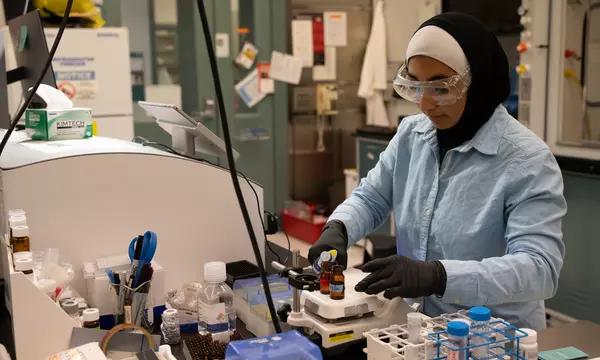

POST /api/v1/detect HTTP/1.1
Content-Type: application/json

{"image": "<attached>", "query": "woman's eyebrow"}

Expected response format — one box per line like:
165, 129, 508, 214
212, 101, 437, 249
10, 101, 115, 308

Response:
427, 74, 449, 81
406, 72, 450, 81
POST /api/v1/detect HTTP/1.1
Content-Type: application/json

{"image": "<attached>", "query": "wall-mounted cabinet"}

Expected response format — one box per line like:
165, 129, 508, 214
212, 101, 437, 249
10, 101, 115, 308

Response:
546, 0, 600, 168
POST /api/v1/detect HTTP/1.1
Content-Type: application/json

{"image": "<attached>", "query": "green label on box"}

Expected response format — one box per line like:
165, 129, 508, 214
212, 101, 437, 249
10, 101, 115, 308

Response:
25, 108, 92, 140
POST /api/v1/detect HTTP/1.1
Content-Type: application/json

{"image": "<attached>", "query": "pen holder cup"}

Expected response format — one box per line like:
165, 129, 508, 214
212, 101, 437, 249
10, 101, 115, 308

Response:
111, 280, 152, 328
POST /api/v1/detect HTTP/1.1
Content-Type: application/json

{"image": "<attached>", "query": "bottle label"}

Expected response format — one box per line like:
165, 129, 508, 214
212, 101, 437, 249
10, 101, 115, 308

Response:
199, 302, 229, 332
124, 305, 132, 324
330, 284, 344, 293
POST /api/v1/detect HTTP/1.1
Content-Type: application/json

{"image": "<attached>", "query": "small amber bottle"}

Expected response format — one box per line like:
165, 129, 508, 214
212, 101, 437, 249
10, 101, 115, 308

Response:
329, 265, 345, 300
10, 225, 30, 253
320, 261, 331, 294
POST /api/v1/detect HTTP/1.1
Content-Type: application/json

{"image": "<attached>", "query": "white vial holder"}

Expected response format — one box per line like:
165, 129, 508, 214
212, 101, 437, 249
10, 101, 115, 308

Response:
364, 310, 529, 360
364, 324, 436, 360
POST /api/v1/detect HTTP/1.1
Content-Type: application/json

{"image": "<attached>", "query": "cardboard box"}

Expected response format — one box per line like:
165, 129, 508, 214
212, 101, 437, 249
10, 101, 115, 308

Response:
25, 108, 93, 140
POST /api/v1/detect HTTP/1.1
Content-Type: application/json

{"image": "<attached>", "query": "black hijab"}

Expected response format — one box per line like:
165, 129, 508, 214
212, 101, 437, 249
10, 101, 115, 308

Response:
417, 13, 510, 158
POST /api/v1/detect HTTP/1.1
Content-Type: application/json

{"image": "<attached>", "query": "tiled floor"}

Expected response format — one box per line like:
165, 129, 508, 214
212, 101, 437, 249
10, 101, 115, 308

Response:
266, 232, 365, 268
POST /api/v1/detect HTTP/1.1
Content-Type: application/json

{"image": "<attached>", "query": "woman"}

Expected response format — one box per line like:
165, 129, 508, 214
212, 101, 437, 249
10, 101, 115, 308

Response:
308, 12, 566, 330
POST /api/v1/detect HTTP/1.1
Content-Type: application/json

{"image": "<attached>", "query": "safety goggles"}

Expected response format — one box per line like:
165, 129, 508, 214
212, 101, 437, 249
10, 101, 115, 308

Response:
392, 63, 471, 105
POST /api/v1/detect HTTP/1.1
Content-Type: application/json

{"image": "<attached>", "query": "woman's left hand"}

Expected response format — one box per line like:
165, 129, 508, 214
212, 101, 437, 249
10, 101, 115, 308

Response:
354, 255, 447, 299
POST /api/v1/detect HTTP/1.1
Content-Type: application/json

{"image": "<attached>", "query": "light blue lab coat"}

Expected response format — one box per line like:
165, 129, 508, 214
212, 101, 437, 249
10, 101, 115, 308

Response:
329, 105, 566, 329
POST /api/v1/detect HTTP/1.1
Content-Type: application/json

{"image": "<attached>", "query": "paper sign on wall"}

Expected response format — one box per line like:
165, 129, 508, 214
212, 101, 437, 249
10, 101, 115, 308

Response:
235, 68, 266, 108
269, 51, 303, 85
235, 42, 258, 69
324, 12, 347, 47
313, 47, 336, 81
292, 20, 313, 67
257, 62, 274, 94
215, 33, 230, 58
312, 15, 325, 66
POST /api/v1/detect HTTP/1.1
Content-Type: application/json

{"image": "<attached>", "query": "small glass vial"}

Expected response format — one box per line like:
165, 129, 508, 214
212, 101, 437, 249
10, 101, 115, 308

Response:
407, 312, 422, 344
82, 308, 100, 329
320, 261, 331, 294
10, 225, 30, 253
161, 308, 181, 345
197, 262, 236, 340
447, 321, 469, 360
329, 265, 345, 300
468, 306, 491, 359
62, 299, 82, 326
519, 328, 538, 360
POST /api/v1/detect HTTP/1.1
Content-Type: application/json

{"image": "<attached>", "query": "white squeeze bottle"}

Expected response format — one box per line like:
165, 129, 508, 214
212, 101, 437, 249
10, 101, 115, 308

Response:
197, 262, 236, 342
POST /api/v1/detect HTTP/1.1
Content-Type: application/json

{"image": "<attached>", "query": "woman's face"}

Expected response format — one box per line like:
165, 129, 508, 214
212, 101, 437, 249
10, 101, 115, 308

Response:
407, 55, 468, 129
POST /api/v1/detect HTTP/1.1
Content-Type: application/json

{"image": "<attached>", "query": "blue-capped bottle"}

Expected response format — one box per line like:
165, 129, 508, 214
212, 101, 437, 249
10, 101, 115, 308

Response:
197, 262, 236, 341
468, 306, 492, 360
447, 320, 469, 360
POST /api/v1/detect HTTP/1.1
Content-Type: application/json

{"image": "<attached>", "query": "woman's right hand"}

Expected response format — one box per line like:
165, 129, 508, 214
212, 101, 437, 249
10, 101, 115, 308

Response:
308, 220, 349, 268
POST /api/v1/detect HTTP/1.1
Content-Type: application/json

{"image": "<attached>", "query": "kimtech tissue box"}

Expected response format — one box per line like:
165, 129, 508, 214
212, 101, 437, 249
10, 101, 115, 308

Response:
25, 107, 93, 140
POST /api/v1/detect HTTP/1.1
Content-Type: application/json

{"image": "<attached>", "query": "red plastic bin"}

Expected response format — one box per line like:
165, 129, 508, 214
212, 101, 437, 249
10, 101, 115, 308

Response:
281, 211, 326, 244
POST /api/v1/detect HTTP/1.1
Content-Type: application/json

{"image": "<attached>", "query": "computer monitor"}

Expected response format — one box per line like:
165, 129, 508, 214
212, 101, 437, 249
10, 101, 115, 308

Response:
0, 9, 56, 128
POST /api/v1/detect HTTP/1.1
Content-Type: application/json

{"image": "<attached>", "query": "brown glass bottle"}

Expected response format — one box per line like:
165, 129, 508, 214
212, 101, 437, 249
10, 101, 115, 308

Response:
329, 265, 345, 300
10, 225, 30, 253
320, 261, 331, 294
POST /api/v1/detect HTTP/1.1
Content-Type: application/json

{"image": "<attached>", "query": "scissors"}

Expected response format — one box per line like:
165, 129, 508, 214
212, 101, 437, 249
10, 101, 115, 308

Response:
128, 231, 157, 287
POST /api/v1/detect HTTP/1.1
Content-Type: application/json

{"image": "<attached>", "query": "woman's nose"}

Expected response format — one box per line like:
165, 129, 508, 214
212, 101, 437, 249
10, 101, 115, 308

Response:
418, 95, 437, 111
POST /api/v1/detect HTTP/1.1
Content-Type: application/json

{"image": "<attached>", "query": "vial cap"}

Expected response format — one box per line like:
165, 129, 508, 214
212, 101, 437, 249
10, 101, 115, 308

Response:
82, 308, 100, 322
204, 261, 226, 283
447, 321, 469, 337
468, 306, 491, 321
407, 312, 422, 323
13, 251, 32, 260
519, 328, 537, 344
319, 251, 332, 262
62, 299, 79, 315
8, 209, 26, 217
12, 225, 29, 237
14, 257, 33, 271
9, 215, 27, 227
163, 308, 178, 316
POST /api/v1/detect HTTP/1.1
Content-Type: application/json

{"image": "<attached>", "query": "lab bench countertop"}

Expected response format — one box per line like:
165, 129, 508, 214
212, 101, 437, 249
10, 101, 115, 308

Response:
166, 320, 600, 360
538, 320, 600, 357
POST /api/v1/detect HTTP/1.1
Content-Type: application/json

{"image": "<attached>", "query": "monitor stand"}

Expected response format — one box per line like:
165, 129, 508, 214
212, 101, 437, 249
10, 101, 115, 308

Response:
157, 120, 239, 161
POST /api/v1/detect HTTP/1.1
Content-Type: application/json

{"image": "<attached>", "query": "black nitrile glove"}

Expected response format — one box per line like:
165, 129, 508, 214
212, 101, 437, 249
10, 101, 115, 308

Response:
307, 220, 348, 268
354, 255, 447, 299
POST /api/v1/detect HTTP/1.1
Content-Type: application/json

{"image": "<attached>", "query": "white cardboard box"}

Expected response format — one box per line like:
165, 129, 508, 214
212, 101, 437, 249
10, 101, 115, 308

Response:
44, 28, 133, 117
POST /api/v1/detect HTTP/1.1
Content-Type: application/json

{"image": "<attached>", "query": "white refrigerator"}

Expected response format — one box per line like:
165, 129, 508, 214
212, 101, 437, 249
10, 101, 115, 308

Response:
45, 27, 134, 140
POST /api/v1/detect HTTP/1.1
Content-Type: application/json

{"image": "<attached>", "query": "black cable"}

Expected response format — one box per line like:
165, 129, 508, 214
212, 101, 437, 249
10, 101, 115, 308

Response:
193, 0, 281, 333
283, 230, 292, 264
0, 0, 74, 158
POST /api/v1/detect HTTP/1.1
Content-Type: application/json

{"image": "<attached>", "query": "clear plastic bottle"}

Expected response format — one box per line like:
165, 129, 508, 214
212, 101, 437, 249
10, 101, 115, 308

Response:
197, 262, 236, 339
468, 306, 491, 359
